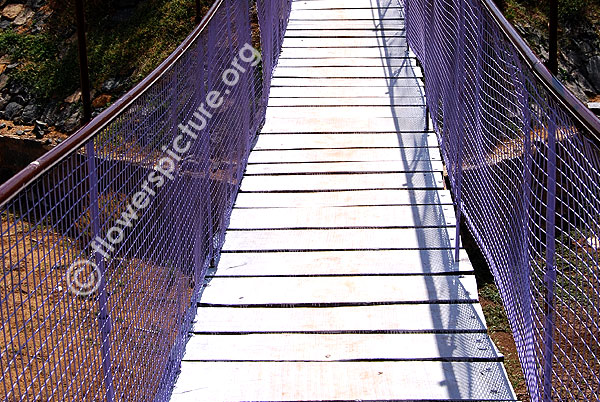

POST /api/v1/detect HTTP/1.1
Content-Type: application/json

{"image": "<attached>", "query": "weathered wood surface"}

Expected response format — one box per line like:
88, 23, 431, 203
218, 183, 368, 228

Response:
172, 361, 515, 401
291, 0, 402, 10
182, 333, 501, 361
221, 228, 458, 252
171, 0, 516, 400
244, 160, 444, 174
246, 148, 441, 163
228, 205, 456, 229
212, 249, 472, 276
199, 275, 478, 305
191, 303, 488, 333
239, 173, 444, 191
233, 189, 451, 208
254, 133, 436, 149
289, 9, 403, 20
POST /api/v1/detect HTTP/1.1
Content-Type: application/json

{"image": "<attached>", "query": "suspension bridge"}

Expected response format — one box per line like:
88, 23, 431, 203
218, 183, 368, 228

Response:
1, 0, 599, 401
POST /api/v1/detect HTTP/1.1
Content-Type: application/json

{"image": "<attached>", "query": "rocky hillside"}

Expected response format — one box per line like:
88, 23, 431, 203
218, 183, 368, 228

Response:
0, 0, 210, 137
501, 0, 600, 103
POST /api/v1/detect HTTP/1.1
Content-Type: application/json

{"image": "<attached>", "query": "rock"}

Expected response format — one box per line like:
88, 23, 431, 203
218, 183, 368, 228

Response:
4, 102, 23, 120
101, 78, 120, 93
63, 110, 82, 133
2, 4, 24, 19
15, 130, 24, 136
564, 81, 588, 103
26, 0, 45, 9
6, 63, 18, 70
0, 20, 10, 29
0, 74, 8, 91
8, 82, 23, 95
15, 94, 30, 105
40, 102, 59, 126
13, 8, 34, 26
0, 94, 9, 110
586, 55, 600, 92
92, 94, 112, 108
65, 90, 82, 104
32, 120, 46, 138
20, 104, 38, 124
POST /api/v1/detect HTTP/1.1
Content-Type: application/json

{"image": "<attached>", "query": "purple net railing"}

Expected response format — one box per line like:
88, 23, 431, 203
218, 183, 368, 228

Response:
0, 0, 290, 400
404, 0, 600, 400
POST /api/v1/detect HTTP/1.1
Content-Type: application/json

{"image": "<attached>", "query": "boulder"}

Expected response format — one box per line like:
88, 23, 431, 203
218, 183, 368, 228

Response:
0, 74, 8, 91
586, 55, 600, 92
2, 4, 24, 19
20, 104, 38, 124
92, 94, 112, 108
13, 8, 34, 26
4, 102, 23, 120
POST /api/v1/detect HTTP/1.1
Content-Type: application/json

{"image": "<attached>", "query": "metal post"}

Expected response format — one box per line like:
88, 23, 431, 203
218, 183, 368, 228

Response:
454, 0, 466, 262
195, 0, 202, 24
75, 0, 92, 124
542, 119, 557, 402
85, 142, 115, 402
548, 0, 558, 75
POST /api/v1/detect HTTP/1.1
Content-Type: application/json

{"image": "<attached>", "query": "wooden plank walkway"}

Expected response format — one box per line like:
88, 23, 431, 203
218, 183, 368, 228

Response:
171, 0, 517, 400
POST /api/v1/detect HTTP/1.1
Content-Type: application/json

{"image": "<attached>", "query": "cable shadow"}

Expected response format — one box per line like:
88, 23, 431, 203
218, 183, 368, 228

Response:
369, 0, 514, 400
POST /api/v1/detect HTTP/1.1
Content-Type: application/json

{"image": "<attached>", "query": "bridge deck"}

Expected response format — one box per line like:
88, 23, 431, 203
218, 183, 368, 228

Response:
171, 1, 517, 400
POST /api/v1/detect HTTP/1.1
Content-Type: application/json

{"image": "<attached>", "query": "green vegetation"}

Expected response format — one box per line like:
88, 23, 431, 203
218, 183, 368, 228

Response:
0, 0, 213, 100
503, 0, 600, 28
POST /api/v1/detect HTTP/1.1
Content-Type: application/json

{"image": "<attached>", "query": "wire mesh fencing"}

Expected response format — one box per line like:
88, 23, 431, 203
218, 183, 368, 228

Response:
404, 0, 600, 400
0, 0, 290, 400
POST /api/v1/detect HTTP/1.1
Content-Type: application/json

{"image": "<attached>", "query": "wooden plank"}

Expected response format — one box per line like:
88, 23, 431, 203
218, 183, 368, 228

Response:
181, 333, 501, 361
282, 37, 407, 48
268, 85, 424, 98
246, 148, 441, 164
268, 97, 425, 106
286, 23, 404, 31
261, 116, 426, 133
290, 9, 403, 20
264, 105, 425, 119
277, 57, 416, 67
271, 77, 422, 87
192, 303, 488, 333
213, 249, 472, 276
171, 361, 517, 401
233, 189, 452, 208
254, 133, 434, 150
244, 160, 443, 174
284, 29, 407, 38
199, 275, 477, 305
239, 173, 444, 192
273, 66, 420, 78
280, 47, 411, 59
228, 205, 456, 229
292, 0, 401, 10
222, 227, 457, 251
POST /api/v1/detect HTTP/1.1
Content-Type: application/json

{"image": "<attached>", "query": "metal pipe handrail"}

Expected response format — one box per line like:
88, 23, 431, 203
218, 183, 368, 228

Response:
481, 0, 600, 144
0, 0, 225, 207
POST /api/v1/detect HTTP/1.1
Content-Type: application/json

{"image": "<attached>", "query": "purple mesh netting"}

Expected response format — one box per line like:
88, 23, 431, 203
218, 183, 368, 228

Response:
404, 0, 600, 400
0, 1, 290, 400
